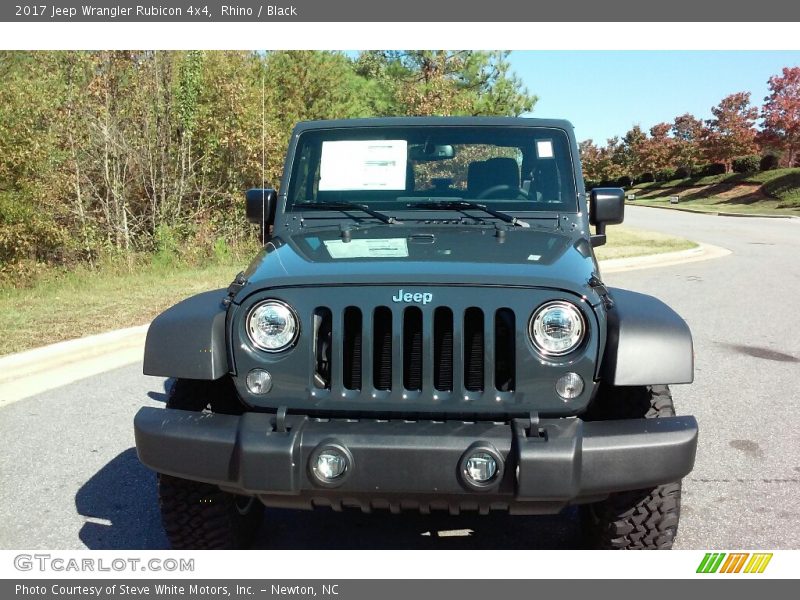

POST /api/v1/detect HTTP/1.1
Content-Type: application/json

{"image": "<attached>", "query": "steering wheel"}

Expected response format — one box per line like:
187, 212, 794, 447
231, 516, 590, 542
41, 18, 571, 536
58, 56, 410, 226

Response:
476, 184, 531, 200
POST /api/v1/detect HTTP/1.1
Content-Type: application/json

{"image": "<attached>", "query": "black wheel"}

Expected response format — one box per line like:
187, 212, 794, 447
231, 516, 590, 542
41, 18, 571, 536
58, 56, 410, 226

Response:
158, 378, 264, 549
580, 385, 683, 550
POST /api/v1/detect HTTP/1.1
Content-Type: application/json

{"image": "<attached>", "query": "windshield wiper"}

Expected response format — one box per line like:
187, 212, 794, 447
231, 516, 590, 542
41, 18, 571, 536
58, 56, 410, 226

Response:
297, 202, 399, 224
408, 200, 530, 228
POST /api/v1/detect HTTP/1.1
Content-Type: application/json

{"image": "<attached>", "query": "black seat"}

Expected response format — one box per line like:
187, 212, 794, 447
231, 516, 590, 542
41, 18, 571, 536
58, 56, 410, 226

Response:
467, 157, 520, 198
531, 161, 561, 203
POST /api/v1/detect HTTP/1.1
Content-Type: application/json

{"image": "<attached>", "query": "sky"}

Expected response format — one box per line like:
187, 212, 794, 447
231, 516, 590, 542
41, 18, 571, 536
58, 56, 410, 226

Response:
507, 51, 800, 144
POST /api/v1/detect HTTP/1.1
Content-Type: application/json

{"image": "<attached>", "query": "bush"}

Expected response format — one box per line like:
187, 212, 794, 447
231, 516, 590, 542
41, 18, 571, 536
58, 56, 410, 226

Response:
760, 154, 780, 171
732, 155, 761, 174
639, 172, 655, 183
699, 163, 726, 176
655, 168, 676, 182
0, 192, 66, 265
674, 166, 691, 179
615, 175, 633, 188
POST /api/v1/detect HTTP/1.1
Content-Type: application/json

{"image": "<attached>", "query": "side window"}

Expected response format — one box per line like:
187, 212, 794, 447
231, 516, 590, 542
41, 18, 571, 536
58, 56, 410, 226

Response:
291, 142, 318, 203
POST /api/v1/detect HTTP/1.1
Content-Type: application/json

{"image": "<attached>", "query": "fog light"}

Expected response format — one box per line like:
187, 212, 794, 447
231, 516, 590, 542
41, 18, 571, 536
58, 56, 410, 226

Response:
246, 369, 273, 395
556, 372, 584, 399
313, 449, 348, 481
464, 453, 498, 483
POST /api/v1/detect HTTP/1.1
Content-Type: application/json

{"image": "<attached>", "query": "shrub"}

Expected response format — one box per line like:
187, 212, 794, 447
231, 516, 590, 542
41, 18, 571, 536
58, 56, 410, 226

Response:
639, 172, 655, 183
699, 163, 726, 176
732, 155, 761, 173
760, 154, 780, 171
674, 167, 691, 179
0, 192, 66, 265
656, 168, 676, 182
615, 175, 633, 188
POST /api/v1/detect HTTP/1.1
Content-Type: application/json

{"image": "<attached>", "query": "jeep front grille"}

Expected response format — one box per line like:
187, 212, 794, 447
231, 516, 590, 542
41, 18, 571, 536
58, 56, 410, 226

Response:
312, 305, 516, 396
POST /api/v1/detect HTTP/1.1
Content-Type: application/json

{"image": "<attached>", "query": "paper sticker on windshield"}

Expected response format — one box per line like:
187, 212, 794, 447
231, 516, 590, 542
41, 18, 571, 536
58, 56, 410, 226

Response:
323, 238, 409, 259
536, 140, 554, 159
319, 140, 408, 191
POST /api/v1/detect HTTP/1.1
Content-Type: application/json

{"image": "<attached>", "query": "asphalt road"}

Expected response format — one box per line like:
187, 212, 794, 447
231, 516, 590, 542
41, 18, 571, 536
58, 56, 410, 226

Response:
1, 206, 799, 550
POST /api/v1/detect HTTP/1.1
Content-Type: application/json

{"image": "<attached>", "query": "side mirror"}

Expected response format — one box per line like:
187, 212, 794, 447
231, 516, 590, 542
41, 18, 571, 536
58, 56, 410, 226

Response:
589, 187, 625, 247
246, 188, 277, 243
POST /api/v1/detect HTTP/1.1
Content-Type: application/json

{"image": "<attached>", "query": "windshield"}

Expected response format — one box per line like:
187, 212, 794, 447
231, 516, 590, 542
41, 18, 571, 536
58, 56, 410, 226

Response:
286, 125, 578, 213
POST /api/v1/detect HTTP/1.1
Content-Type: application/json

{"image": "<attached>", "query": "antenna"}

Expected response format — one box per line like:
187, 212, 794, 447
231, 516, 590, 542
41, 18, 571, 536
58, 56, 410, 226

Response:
260, 59, 267, 243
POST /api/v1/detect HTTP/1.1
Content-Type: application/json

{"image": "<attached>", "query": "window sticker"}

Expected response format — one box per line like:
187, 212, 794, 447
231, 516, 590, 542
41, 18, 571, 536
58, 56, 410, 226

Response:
323, 238, 409, 259
319, 140, 408, 191
536, 139, 554, 159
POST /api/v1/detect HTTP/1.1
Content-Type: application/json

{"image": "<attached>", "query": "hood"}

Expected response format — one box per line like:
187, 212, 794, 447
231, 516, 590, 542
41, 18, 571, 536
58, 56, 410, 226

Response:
239, 224, 600, 302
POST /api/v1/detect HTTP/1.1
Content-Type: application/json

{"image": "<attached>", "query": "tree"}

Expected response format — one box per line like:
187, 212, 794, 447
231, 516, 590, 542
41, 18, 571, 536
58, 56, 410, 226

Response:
760, 67, 800, 167
671, 113, 705, 174
641, 122, 675, 176
355, 51, 537, 117
579, 139, 602, 183
0, 50, 539, 278
703, 92, 758, 172
619, 125, 647, 179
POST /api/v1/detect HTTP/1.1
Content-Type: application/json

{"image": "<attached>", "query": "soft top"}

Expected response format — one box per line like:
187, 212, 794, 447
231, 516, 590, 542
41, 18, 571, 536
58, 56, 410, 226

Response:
292, 116, 575, 133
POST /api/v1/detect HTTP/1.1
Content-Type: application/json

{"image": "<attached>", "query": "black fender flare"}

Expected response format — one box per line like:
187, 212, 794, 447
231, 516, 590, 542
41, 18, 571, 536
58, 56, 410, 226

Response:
602, 288, 694, 386
143, 289, 229, 380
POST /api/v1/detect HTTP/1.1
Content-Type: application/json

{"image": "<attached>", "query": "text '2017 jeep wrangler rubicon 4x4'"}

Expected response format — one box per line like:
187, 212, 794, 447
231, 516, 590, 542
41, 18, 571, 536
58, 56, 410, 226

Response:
134, 117, 698, 550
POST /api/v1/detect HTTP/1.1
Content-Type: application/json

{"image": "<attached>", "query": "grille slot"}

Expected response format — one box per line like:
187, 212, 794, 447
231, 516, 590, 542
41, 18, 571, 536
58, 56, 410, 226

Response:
373, 307, 393, 391
403, 307, 424, 391
313, 307, 332, 389
433, 307, 454, 391
494, 308, 516, 391
342, 307, 362, 390
312, 301, 515, 397
463, 308, 484, 392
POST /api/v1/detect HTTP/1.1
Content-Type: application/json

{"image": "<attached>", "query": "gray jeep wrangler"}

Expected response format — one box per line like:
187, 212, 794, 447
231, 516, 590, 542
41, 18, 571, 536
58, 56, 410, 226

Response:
134, 117, 698, 550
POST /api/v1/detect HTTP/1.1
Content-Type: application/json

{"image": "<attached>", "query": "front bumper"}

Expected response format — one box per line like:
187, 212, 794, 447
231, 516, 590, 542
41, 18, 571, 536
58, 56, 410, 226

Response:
134, 407, 698, 514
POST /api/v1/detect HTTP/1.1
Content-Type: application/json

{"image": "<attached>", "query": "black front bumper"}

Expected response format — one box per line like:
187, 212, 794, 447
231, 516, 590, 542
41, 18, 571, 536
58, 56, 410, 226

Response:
134, 407, 698, 514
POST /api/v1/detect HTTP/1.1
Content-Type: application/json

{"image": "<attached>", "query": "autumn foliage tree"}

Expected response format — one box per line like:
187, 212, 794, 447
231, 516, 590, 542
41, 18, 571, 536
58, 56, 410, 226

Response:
759, 67, 800, 167
581, 69, 800, 186
671, 113, 705, 175
702, 92, 758, 172
642, 122, 675, 176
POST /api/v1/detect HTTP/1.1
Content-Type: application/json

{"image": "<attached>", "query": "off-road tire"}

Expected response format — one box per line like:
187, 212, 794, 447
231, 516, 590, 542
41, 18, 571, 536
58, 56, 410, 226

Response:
581, 385, 682, 550
158, 377, 264, 550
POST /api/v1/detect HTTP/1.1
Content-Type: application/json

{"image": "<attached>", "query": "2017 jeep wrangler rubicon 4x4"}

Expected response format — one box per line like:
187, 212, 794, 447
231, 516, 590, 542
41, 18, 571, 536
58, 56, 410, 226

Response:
134, 117, 698, 549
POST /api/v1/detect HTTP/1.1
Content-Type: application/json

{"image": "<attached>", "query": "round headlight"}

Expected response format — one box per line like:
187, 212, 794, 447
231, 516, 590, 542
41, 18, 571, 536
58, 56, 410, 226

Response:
529, 301, 585, 356
246, 300, 299, 352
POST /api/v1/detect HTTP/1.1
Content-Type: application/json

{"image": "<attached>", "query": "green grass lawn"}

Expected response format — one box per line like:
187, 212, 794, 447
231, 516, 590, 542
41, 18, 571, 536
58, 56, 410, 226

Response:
631, 167, 800, 215
0, 227, 696, 356
631, 196, 800, 216
594, 226, 696, 260
0, 259, 248, 356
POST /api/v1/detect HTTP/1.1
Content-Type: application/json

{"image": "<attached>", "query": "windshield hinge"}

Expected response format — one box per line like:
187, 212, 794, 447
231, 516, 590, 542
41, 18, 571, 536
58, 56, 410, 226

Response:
589, 274, 614, 309
223, 271, 248, 306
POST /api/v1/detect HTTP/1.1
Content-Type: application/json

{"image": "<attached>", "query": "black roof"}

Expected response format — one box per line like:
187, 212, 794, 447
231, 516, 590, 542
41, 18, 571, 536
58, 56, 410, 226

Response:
292, 116, 575, 133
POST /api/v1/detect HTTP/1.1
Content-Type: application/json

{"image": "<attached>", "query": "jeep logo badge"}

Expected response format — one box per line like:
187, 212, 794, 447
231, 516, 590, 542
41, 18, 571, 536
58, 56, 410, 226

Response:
392, 289, 433, 305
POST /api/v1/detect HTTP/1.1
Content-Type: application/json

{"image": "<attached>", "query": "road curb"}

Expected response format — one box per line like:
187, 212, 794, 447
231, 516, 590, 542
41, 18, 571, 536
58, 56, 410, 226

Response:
601, 242, 731, 274
0, 239, 732, 407
626, 201, 800, 219
0, 325, 148, 407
